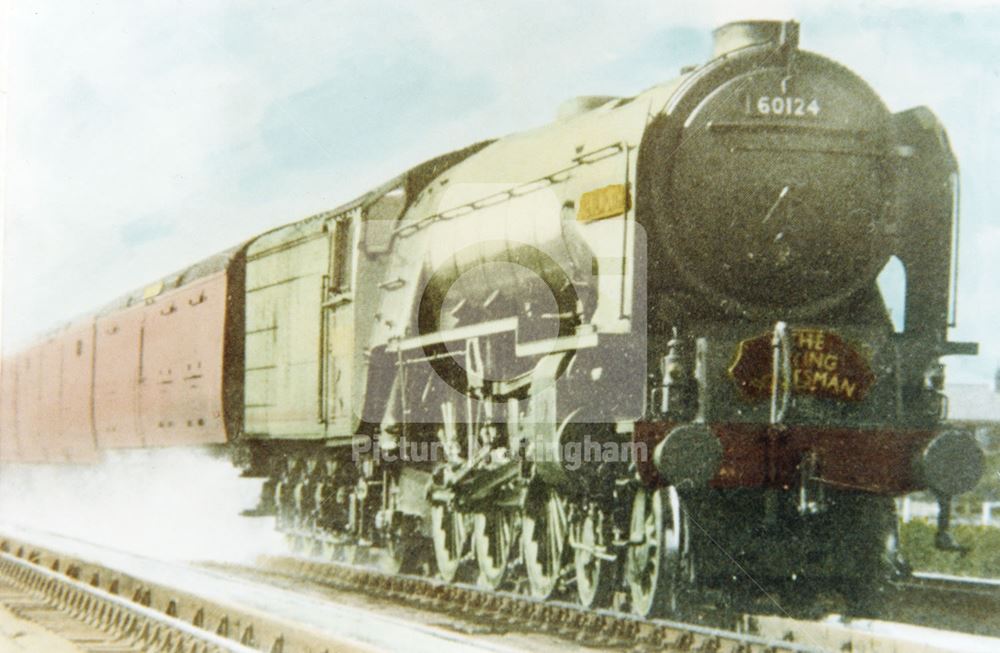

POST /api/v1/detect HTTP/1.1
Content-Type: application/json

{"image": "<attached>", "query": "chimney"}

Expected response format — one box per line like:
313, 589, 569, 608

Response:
711, 20, 800, 58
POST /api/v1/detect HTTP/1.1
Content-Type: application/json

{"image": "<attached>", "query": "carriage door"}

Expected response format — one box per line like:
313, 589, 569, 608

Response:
321, 209, 358, 437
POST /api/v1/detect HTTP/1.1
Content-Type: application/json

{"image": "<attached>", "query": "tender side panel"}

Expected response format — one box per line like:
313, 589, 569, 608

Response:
93, 305, 145, 448
244, 225, 328, 439
325, 301, 355, 436
54, 320, 99, 462
0, 354, 22, 462
139, 272, 228, 446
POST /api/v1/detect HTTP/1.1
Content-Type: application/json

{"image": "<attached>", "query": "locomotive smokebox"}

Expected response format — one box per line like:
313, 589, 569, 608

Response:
653, 424, 723, 490
916, 430, 985, 497
711, 20, 799, 57
642, 19, 894, 320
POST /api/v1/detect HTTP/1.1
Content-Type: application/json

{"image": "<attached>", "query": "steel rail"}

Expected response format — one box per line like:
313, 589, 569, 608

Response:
0, 546, 261, 653
241, 553, 832, 652
0, 536, 377, 653
5, 528, 997, 653
886, 571, 1000, 638
232, 551, 1000, 651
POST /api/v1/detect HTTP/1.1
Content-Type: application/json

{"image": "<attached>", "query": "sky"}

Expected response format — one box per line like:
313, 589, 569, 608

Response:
1, 0, 998, 383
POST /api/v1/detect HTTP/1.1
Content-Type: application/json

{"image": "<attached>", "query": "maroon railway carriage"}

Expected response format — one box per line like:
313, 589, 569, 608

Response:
0, 248, 245, 462
0, 318, 97, 463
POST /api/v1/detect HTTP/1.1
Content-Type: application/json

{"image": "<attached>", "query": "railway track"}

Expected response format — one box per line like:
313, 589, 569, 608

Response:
214, 545, 1000, 652
220, 555, 800, 652
0, 542, 261, 653
0, 529, 824, 653
0, 530, 526, 653
885, 572, 1000, 638
1, 527, 997, 653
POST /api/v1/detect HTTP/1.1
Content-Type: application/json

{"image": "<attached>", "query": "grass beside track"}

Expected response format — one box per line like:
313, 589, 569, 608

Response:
900, 520, 1000, 578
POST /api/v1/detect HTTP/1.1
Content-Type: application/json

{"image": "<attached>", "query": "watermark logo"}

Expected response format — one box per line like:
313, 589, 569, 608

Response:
352, 434, 649, 470
355, 191, 648, 426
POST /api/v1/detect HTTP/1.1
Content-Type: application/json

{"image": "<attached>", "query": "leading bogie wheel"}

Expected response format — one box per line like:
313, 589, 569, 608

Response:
625, 486, 689, 617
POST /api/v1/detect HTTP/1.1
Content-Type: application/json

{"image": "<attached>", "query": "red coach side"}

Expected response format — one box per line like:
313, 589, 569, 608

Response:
1, 246, 244, 462
55, 319, 99, 462
93, 303, 145, 449
136, 270, 229, 447
92, 248, 242, 451
0, 353, 23, 462
0, 319, 99, 463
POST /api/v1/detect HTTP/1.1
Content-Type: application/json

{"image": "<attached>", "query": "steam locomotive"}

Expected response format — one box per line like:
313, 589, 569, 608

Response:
1, 20, 985, 615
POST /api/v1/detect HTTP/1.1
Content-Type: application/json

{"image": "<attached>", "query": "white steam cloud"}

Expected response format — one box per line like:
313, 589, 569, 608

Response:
0, 449, 285, 563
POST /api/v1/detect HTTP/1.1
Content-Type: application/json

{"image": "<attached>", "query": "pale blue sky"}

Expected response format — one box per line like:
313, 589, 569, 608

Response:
2, 0, 998, 382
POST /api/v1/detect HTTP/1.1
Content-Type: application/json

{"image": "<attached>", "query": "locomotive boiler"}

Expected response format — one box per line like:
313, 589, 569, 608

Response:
0, 20, 985, 617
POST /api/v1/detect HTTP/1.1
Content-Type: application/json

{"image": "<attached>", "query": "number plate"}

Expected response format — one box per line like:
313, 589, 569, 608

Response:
754, 95, 821, 117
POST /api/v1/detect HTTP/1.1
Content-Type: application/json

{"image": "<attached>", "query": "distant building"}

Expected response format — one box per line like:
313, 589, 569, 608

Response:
946, 381, 1000, 450
943, 379, 1000, 526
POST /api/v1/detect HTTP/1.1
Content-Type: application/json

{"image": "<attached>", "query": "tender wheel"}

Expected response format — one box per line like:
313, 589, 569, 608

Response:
572, 502, 618, 608
522, 487, 568, 599
381, 473, 423, 575
293, 477, 315, 530
474, 509, 516, 589
386, 514, 423, 574
274, 478, 293, 529
625, 486, 689, 617
430, 503, 472, 583
285, 530, 307, 554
